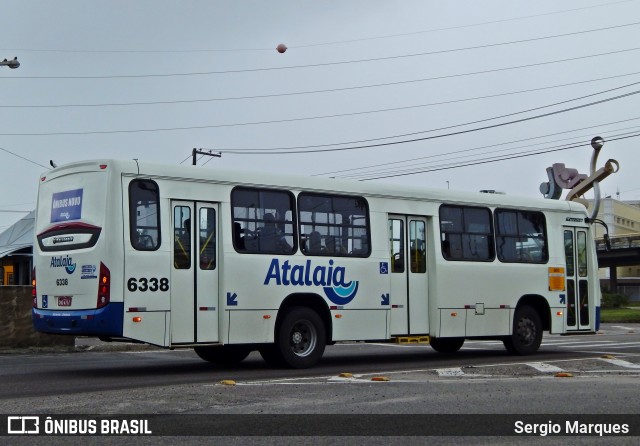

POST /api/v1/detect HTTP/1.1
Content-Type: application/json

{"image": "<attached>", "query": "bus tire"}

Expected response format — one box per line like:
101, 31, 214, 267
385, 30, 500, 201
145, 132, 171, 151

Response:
274, 306, 326, 369
429, 337, 464, 354
194, 345, 252, 365
503, 305, 542, 355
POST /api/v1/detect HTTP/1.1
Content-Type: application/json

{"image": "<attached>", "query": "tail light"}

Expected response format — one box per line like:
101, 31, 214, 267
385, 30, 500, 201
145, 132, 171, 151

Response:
97, 262, 110, 308
32, 267, 37, 308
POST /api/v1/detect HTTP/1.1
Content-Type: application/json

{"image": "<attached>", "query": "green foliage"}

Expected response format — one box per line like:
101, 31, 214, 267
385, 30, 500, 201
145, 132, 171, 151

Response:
600, 308, 640, 323
601, 292, 629, 309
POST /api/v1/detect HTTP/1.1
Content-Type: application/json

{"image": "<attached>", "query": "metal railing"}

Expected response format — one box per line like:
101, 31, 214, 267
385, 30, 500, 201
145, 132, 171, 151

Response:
595, 233, 640, 251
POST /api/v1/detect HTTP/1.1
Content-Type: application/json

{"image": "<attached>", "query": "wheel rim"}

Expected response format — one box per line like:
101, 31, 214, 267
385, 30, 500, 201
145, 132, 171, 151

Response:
289, 319, 317, 357
516, 317, 537, 346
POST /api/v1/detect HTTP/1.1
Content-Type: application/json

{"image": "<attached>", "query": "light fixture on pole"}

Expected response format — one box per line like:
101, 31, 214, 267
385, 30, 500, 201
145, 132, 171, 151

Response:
0, 57, 20, 69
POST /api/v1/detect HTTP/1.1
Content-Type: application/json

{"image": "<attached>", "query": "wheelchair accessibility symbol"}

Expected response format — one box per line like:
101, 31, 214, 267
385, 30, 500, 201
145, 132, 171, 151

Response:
380, 262, 389, 274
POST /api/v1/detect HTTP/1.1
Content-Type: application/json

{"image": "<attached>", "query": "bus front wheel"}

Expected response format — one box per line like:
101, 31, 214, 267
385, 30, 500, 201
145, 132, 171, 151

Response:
503, 305, 542, 355
194, 345, 252, 366
268, 306, 326, 369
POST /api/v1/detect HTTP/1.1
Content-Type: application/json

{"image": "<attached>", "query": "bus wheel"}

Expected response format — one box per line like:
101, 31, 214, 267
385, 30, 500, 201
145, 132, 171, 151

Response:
194, 345, 252, 365
429, 337, 464, 354
503, 305, 542, 355
275, 307, 326, 369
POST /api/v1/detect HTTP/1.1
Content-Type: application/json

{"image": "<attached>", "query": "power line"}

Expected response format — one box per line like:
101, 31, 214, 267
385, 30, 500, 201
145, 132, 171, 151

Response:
294, 0, 639, 49
3, 70, 640, 109
316, 119, 640, 177
1, 0, 634, 53
5, 44, 640, 80
355, 133, 640, 181
218, 84, 640, 154
3, 77, 639, 140
0, 147, 48, 169
339, 128, 640, 180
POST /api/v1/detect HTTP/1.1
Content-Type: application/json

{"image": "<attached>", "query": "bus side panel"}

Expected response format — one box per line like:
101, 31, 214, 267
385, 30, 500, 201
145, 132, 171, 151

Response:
331, 309, 389, 341
220, 253, 390, 343
228, 310, 276, 344
121, 178, 171, 346
123, 311, 170, 347
432, 263, 531, 338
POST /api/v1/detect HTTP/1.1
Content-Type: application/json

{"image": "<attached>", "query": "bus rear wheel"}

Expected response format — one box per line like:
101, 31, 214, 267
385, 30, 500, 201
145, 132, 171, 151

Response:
267, 306, 326, 369
503, 305, 542, 355
194, 345, 252, 366
429, 337, 464, 354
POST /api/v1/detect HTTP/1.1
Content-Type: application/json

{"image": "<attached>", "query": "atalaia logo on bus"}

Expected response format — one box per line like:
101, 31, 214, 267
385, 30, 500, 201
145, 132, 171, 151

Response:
263, 259, 359, 305
49, 255, 77, 274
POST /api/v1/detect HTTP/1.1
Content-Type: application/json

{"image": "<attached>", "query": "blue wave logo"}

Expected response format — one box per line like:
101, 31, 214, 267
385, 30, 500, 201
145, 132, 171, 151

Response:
65, 263, 76, 275
264, 259, 359, 305
323, 281, 359, 306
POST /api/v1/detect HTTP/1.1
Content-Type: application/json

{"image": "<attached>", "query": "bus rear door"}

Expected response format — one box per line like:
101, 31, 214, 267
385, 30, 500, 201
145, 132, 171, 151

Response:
171, 201, 219, 344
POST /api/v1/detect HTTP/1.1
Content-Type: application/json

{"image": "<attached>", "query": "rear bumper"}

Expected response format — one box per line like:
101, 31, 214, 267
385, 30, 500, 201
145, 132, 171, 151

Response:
32, 302, 124, 337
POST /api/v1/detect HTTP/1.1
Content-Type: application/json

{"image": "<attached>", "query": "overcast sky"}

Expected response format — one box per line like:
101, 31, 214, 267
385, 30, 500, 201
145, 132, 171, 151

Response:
1, 0, 640, 231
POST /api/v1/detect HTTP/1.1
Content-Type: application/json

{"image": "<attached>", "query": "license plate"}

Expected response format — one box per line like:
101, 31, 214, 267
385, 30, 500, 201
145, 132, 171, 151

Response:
57, 296, 72, 306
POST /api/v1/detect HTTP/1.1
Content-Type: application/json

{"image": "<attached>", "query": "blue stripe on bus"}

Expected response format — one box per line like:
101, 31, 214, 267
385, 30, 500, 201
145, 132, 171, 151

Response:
595, 306, 601, 332
32, 302, 124, 337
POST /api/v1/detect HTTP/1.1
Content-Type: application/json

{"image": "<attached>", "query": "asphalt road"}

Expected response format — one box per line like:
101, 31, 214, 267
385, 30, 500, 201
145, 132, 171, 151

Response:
1, 323, 639, 444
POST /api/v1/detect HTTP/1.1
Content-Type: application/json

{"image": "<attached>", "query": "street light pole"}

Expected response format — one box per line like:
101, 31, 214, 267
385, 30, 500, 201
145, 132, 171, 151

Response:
0, 57, 20, 69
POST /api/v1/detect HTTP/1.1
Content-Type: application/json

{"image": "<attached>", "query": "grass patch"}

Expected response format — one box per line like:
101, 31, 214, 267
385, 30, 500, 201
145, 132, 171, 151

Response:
600, 307, 640, 323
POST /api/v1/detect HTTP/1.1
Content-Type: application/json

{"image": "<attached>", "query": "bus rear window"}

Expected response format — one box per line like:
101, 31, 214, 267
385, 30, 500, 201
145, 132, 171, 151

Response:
129, 179, 161, 250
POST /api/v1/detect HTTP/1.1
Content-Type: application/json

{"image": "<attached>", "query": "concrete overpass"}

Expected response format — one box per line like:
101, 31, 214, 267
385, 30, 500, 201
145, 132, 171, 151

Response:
596, 233, 640, 291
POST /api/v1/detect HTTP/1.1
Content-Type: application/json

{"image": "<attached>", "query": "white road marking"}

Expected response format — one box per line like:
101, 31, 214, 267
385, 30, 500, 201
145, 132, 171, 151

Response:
559, 341, 640, 349
542, 339, 615, 346
436, 367, 464, 377
526, 362, 565, 373
599, 358, 640, 369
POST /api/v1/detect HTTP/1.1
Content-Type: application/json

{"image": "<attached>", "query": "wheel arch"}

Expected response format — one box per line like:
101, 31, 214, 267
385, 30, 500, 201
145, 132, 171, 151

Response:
516, 294, 551, 331
277, 293, 333, 344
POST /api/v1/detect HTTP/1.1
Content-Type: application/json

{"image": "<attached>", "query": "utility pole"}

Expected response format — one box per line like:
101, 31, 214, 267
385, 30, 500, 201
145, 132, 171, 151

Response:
192, 148, 221, 166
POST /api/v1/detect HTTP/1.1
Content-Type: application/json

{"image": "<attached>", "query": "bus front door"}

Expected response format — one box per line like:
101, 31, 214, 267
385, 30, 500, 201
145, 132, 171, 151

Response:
171, 201, 219, 344
388, 215, 429, 336
563, 227, 591, 331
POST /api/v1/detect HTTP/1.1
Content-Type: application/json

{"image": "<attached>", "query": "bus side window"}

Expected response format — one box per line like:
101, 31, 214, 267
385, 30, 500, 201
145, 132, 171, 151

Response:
129, 179, 161, 251
440, 205, 493, 261
298, 193, 371, 258
231, 187, 296, 255
495, 209, 548, 263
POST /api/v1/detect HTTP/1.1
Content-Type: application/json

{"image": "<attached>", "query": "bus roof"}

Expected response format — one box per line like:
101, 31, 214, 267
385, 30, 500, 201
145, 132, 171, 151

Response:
42, 158, 584, 214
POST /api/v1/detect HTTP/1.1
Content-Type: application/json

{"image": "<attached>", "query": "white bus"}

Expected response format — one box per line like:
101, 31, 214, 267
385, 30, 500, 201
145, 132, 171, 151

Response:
32, 159, 600, 368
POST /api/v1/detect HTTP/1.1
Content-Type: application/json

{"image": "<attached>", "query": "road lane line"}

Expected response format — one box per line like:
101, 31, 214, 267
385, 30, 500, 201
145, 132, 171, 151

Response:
527, 362, 565, 373
599, 357, 640, 368
437, 367, 464, 377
